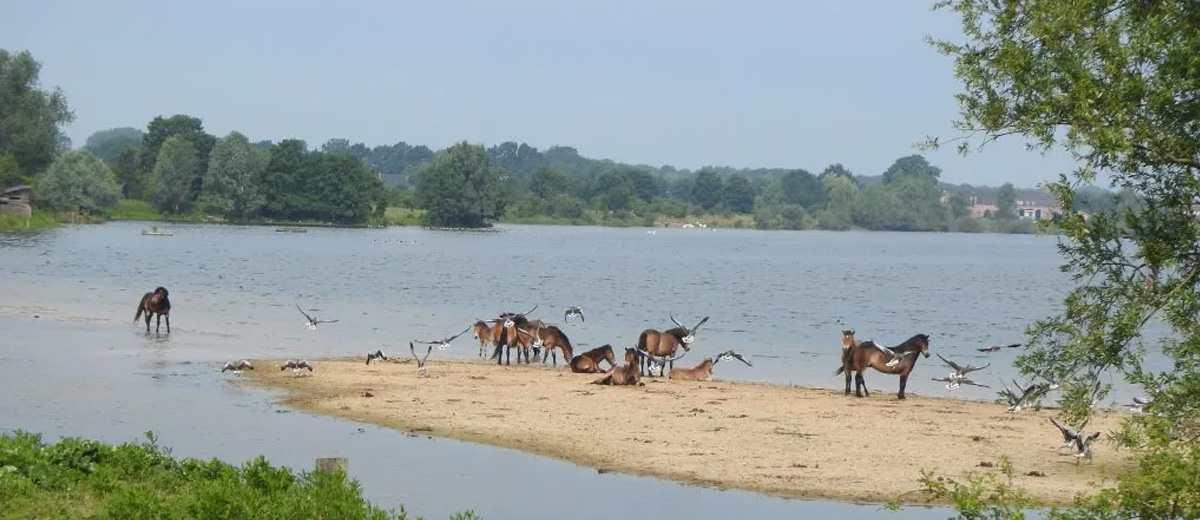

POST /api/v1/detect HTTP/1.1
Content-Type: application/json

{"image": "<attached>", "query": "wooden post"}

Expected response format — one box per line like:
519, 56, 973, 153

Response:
315, 457, 348, 474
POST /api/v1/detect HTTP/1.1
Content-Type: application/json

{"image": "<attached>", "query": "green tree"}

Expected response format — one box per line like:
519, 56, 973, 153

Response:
32, 150, 119, 213
84, 127, 144, 163
723, 174, 756, 213
201, 131, 268, 218
779, 169, 826, 208
141, 115, 215, 198
994, 182, 1017, 219
414, 142, 504, 228
881, 154, 941, 184
0, 50, 74, 177
690, 169, 724, 210
112, 148, 144, 199
529, 165, 567, 199
917, 0, 1200, 517
818, 163, 854, 182
258, 139, 308, 219
0, 155, 23, 188
152, 136, 198, 214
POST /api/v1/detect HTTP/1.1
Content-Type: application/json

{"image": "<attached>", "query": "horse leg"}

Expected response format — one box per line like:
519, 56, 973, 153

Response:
164, 314, 170, 334
144, 312, 151, 333
844, 367, 852, 395
855, 371, 868, 398
898, 374, 909, 400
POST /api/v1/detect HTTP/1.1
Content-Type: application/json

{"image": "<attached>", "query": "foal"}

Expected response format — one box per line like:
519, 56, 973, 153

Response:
569, 344, 616, 373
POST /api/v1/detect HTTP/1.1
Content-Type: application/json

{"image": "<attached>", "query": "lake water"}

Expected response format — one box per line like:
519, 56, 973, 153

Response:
0, 221, 1132, 518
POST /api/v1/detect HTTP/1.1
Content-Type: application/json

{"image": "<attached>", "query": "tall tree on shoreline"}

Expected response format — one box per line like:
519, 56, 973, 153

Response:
152, 136, 199, 214
0, 50, 74, 179
918, 0, 1200, 516
414, 142, 505, 228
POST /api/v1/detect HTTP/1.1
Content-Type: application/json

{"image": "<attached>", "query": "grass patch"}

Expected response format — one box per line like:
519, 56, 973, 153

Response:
371, 207, 425, 227
0, 430, 481, 520
105, 199, 164, 221
0, 210, 63, 231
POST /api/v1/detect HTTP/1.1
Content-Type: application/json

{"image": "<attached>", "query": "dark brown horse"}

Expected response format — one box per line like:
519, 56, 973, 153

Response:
835, 333, 931, 399
570, 344, 616, 373
637, 314, 709, 376
133, 286, 171, 334
517, 323, 574, 367
591, 347, 644, 386
490, 305, 538, 365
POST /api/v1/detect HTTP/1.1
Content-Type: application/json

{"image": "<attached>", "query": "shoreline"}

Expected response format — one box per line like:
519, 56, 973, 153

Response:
242, 357, 1125, 507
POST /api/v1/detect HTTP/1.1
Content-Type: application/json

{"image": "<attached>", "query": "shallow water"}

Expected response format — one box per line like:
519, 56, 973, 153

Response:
0, 222, 1135, 518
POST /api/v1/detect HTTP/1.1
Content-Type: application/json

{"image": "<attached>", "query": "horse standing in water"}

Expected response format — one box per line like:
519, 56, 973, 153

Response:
134, 286, 172, 334
835, 333, 930, 399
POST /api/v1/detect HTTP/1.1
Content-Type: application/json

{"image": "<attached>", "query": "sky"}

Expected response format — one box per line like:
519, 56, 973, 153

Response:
1, 0, 1078, 188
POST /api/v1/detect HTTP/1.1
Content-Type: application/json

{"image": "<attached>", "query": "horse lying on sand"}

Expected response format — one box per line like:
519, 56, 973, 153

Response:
835, 333, 931, 399
570, 344, 615, 373
591, 347, 644, 386
668, 349, 752, 381
134, 286, 172, 334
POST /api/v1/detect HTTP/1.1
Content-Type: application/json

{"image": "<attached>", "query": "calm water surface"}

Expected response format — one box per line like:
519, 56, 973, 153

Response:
0, 221, 1131, 518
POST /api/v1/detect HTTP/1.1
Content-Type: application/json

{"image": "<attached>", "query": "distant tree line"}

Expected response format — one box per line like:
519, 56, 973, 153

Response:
4, 47, 1129, 230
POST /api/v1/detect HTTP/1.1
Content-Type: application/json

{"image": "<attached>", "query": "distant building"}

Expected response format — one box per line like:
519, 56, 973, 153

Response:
0, 185, 32, 217
967, 201, 1063, 220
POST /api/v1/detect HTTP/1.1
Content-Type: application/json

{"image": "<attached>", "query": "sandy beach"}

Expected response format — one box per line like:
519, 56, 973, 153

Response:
243, 357, 1126, 506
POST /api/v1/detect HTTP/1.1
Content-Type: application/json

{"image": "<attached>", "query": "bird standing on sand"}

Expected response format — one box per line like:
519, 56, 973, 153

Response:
564, 306, 585, 322
296, 303, 338, 331
221, 359, 254, 374
1129, 396, 1151, 414
366, 349, 388, 365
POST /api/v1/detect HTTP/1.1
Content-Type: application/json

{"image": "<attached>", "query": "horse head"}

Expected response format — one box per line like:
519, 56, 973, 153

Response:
912, 333, 931, 357
472, 320, 490, 339
624, 347, 639, 364
841, 330, 856, 350
669, 314, 710, 349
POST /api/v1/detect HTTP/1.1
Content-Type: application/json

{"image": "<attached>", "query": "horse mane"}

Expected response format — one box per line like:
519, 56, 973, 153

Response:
664, 326, 689, 338
892, 334, 929, 352
547, 325, 572, 349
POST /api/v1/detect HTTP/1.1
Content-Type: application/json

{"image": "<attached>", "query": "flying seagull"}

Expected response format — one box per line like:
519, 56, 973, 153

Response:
713, 349, 753, 367
564, 306, 585, 322
999, 379, 1048, 412
977, 343, 1022, 353
415, 326, 472, 351
280, 359, 313, 374
1049, 416, 1087, 449
409, 342, 432, 376
937, 353, 989, 380
366, 349, 388, 365
864, 340, 916, 367
221, 359, 254, 374
634, 347, 687, 377
931, 376, 989, 390
1073, 431, 1102, 460
296, 303, 338, 331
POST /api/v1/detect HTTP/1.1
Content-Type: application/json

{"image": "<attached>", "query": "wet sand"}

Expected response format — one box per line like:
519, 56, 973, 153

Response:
244, 357, 1126, 506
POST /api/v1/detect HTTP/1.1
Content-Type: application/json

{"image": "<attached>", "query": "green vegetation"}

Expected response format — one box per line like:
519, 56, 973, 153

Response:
0, 430, 480, 520
899, 0, 1200, 517
0, 210, 64, 230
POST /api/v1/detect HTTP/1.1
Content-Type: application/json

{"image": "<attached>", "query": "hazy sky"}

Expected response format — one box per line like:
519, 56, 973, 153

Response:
2, 0, 1076, 187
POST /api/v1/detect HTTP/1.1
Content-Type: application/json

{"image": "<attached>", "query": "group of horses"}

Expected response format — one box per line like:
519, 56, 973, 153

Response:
468, 305, 719, 385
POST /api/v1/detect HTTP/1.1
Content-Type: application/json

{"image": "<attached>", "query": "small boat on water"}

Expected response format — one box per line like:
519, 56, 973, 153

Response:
141, 226, 173, 236
275, 227, 308, 233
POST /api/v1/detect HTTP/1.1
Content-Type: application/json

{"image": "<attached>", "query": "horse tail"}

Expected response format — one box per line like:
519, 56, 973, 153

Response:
133, 299, 145, 323
636, 330, 649, 352
834, 366, 845, 376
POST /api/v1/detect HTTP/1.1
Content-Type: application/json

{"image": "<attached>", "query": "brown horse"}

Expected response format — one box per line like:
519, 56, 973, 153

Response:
668, 349, 752, 381
570, 344, 616, 373
490, 305, 538, 365
472, 320, 503, 358
517, 323, 574, 367
591, 347, 644, 386
133, 286, 171, 334
835, 333, 931, 399
637, 314, 709, 376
